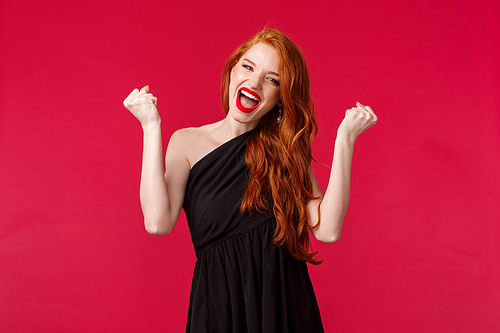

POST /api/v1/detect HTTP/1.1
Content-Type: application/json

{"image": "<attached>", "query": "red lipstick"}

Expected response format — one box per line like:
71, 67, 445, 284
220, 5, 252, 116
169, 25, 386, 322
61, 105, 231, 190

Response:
236, 87, 261, 113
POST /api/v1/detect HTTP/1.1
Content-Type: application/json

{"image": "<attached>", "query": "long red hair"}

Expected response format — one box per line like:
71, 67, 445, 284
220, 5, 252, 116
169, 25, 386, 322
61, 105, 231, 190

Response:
221, 29, 321, 265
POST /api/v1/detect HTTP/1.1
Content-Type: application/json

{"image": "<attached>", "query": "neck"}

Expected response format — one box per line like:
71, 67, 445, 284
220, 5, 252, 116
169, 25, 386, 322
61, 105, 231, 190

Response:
218, 113, 260, 139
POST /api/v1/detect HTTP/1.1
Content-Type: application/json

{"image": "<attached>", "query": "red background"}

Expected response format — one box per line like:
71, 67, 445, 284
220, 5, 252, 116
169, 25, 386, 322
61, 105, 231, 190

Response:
1, 0, 499, 332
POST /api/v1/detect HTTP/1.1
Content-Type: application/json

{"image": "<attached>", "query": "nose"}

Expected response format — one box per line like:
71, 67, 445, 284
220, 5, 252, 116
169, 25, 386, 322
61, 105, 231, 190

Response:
248, 73, 262, 90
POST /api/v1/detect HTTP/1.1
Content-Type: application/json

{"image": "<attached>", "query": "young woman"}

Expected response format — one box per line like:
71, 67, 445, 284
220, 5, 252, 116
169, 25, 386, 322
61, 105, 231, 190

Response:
123, 28, 377, 332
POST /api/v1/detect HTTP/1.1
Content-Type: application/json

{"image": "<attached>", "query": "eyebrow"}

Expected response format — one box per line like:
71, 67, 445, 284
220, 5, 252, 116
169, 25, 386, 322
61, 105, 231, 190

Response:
242, 58, 280, 77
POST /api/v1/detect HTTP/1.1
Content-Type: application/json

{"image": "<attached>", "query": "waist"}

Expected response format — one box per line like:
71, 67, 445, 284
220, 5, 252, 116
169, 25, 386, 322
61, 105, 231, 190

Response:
194, 215, 275, 257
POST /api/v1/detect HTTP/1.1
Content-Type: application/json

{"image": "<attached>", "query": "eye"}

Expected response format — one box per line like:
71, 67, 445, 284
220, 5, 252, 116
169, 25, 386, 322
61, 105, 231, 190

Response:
242, 64, 253, 71
267, 77, 280, 86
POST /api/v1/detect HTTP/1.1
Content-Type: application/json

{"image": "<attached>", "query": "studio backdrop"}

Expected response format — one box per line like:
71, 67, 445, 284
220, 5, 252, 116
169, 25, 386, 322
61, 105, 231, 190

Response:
1, 0, 499, 332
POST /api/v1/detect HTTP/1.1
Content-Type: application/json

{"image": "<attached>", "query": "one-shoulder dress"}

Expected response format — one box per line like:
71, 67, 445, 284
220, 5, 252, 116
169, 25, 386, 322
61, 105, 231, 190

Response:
183, 129, 324, 333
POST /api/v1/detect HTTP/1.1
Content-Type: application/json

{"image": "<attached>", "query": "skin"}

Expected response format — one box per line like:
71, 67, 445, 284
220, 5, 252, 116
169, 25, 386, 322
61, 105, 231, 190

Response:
307, 101, 377, 243
123, 42, 378, 243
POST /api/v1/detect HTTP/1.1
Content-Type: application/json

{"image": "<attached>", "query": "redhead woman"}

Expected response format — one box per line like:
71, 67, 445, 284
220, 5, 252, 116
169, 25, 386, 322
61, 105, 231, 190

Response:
123, 28, 377, 332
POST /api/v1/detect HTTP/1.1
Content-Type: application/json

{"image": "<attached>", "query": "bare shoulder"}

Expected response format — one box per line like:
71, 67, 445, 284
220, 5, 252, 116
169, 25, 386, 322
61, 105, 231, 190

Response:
168, 127, 200, 149
167, 121, 224, 169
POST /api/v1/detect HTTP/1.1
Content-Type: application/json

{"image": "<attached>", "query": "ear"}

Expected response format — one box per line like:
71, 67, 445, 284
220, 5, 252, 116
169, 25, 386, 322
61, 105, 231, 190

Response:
230, 60, 238, 79
277, 100, 283, 107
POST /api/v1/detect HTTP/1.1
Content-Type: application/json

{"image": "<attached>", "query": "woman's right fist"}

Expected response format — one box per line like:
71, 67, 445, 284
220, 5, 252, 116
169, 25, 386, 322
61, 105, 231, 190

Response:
123, 85, 160, 126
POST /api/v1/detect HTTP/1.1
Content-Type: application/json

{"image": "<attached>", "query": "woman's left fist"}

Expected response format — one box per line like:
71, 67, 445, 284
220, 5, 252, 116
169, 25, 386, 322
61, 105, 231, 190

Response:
338, 102, 378, 142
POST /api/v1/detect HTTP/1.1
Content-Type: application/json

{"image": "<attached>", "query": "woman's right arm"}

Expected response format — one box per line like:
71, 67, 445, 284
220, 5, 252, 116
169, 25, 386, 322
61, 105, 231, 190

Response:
123, 86, 190, 235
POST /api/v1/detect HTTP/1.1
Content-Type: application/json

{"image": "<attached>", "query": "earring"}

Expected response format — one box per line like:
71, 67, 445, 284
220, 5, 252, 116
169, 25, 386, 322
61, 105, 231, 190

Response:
277, 107, 282, 123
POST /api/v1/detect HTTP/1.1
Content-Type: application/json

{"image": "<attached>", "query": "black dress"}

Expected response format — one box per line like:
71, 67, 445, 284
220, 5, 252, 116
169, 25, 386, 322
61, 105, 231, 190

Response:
183, 129, 324, 333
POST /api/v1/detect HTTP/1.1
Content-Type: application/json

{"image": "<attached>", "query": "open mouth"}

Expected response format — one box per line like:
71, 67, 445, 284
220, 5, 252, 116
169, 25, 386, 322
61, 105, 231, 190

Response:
236, 88, 261, 113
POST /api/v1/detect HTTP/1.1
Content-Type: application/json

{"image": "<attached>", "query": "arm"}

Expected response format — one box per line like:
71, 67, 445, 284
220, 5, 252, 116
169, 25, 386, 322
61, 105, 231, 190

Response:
123, 86, 190, 235
308, 102, 377, 243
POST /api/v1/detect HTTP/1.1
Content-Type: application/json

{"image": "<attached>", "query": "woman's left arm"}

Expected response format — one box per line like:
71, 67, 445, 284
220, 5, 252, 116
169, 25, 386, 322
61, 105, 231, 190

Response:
308, 102, 377, 244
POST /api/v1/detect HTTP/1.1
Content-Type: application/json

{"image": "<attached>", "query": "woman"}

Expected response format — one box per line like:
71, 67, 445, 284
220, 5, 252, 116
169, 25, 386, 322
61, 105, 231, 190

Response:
124, 28, 377, 332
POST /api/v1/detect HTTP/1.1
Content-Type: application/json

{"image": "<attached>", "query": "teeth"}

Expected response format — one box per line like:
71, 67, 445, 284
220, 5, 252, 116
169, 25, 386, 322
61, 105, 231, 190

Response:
241, 90, 259, 101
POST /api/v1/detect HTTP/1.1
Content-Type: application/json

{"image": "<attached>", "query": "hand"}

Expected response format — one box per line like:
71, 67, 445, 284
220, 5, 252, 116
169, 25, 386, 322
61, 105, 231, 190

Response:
338, 102, 378, 143
123, 85, 159, 127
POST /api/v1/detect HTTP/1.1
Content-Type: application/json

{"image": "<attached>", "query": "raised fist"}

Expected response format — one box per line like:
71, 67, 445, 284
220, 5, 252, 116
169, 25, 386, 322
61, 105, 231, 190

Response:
338, 102, 378, 142
123, 85, 160, 126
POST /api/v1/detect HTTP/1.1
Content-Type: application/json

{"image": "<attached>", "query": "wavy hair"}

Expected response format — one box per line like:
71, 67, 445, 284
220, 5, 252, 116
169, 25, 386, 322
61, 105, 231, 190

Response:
221, 28, 321, 264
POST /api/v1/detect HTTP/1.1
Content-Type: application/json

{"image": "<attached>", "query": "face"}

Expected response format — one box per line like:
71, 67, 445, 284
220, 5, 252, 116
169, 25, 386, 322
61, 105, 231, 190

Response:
228, 43, 281, 125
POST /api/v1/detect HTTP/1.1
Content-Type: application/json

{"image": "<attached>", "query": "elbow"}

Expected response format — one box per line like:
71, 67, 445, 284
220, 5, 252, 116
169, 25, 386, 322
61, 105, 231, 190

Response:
144, 219, 173, 236
315, 229, 341, 244
320, 232, 341, 244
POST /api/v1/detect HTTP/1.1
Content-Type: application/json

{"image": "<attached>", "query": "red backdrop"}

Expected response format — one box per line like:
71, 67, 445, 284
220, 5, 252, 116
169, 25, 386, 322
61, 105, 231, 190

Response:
1, 0, 499, 332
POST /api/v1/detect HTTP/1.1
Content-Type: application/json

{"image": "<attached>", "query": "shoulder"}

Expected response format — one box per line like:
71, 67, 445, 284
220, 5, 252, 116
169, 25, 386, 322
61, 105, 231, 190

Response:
168, 122, 220, 151
167, 121, 224, 168
168, 127, 199, 148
